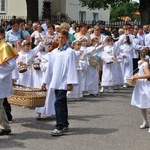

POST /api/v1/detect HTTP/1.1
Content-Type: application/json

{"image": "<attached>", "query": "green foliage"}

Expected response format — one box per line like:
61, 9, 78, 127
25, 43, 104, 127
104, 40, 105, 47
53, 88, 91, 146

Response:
110, 2, 139, 22
79, 0, 130, 10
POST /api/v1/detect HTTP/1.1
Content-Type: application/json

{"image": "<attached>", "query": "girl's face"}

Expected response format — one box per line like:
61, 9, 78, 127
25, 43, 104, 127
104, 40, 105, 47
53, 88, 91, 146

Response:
73, 42, 81, 51
19, 22, 25, 30
11, 23, 19, 32
80, 26, 87, 34
92, 40, 99, 46
81, 39, 87, 46
22, 44, 30, 52
94, 29, 100, 36
37, 25, 43, 32
48, 27, 54, 35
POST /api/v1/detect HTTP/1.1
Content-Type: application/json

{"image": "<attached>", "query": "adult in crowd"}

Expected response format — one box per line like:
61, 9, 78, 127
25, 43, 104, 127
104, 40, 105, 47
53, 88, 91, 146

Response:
30, 24, 46, 46
17, 18, 30, 41
43, 24, 58, 52
74, 22, 91, 46
69, 21, 76, 35
6, 19, 28, 47
41, 18, 50, 34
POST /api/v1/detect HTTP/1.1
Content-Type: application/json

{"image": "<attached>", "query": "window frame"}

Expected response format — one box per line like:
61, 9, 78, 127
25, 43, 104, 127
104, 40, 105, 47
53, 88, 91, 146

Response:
0, 0, 6, 13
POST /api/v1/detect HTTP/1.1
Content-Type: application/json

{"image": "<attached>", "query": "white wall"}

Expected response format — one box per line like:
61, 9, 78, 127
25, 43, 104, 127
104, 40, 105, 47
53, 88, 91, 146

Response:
65, 0, 110, 23
6, 0, 26, 17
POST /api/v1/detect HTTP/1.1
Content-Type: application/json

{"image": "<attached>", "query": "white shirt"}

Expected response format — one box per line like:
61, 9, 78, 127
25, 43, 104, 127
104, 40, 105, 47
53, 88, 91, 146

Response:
145, 33, 150, 47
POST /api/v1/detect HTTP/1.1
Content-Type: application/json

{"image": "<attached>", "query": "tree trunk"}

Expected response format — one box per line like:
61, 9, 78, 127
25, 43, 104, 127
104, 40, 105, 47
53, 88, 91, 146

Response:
26, 0, 39, 22
139, 0, 150, 26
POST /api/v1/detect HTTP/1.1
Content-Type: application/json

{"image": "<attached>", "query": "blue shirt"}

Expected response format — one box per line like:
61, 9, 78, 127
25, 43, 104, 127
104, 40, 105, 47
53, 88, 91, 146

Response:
6, 29, 29, 44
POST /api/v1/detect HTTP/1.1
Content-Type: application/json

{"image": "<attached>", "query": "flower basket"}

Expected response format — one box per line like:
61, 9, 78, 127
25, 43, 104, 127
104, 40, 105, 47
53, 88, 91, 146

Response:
8, 84, 46, 108
126, 77, 137, 86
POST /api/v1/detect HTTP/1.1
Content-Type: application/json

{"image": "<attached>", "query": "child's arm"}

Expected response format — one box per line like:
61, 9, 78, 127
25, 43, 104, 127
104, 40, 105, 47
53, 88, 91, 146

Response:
132, 65, 150, 80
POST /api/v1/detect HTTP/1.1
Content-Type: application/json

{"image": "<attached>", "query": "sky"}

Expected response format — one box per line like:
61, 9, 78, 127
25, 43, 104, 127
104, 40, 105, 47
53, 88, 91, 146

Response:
132, 0, 139, 2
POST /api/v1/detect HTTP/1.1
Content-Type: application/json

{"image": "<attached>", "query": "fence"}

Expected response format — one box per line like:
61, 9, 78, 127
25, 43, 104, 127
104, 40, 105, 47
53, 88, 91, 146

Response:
0, 15, 141, 29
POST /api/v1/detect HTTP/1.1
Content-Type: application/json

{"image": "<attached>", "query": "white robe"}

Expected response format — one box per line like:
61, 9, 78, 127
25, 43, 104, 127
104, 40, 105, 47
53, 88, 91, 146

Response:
0, 59, 16, 98
35, 52, 55, 116
43, 47, 78, 90
67, 51, 83, 99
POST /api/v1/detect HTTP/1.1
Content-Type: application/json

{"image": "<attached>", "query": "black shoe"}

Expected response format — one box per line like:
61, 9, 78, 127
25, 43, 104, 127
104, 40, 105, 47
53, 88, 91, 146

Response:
0, 129, 11, 136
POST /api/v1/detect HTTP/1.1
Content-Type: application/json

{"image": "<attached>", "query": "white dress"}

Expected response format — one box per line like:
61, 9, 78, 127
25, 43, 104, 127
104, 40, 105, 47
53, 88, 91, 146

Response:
32, 51, 47, 88
131, 61, 150, 108
120, 43, 134, 83
16, 44, 43, 87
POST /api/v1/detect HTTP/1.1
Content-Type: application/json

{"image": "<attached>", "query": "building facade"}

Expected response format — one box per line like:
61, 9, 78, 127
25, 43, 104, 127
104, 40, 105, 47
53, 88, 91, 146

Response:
0, 0, 110, 23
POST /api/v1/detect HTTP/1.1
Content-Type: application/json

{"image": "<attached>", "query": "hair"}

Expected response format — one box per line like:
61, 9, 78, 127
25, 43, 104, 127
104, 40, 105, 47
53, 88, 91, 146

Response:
140, 47, 150, 69
48, 24, 55, 30
140, 47, 150, 58
59, 22, 70, 31
105, 36, 113, 43
126, 35, 132, 45
58, 29, 69, 38
9, 19, 18, 26
17, 18, 25, 25
79, 22, 87, 29
93, 25, 101, 31
48, 39, 59, 52
91, 37, 99, 43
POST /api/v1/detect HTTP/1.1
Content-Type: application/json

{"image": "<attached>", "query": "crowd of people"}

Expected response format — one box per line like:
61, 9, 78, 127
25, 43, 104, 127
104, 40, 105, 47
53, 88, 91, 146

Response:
0, 17, 150, 136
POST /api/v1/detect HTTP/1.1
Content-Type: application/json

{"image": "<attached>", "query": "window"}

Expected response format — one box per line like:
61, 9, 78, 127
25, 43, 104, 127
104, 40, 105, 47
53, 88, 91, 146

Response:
0, 0, 6, 13
93, 13, 99, 21
79, 11, 86, 22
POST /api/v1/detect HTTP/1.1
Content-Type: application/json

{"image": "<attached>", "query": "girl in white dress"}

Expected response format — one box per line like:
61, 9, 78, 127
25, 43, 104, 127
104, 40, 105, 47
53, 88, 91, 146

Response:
131, 48, 150, 130
87, 37, 102, 96
16, 40, 43, 87
79, 37, 89, 92
32, 48, 47, 88
100, 35, 125, 93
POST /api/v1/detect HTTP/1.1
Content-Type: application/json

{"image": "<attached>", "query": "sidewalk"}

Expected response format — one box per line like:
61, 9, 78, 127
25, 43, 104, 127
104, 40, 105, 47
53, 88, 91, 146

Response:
0, 87, 150, 150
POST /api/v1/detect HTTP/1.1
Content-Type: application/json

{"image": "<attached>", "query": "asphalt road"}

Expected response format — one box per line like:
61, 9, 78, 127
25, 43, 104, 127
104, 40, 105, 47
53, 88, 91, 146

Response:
0, 87, 150, 150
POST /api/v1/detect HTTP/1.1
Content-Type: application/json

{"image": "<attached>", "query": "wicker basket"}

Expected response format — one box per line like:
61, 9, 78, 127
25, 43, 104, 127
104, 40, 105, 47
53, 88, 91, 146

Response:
126, 77, 137, 86
8, 84, 46, 108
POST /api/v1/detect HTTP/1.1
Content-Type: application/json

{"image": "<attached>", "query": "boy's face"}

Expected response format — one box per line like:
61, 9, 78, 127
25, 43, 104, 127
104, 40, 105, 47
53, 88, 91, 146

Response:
58, 33, 68, 47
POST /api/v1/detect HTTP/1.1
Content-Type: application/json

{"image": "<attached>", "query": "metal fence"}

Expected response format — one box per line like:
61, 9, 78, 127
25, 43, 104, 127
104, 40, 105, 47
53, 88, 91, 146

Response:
0, 15, 141, 29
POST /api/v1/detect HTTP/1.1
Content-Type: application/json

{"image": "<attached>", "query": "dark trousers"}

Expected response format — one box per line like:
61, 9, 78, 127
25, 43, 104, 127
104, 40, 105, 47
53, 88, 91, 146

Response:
133, 58, 139, 74
3, 98, 12, 121
54, 90, 69, 130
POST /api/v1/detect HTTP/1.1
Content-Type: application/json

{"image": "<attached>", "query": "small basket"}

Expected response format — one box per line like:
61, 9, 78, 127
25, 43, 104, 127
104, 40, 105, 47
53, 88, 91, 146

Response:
8, 84, 46, 108
126, 77, 137, 86
33, 63, 40, 70
18, 64, 27, 73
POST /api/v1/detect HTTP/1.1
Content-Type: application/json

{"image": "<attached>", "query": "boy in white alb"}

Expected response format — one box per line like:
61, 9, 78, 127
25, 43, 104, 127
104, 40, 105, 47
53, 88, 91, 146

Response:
42, 29, 78, 136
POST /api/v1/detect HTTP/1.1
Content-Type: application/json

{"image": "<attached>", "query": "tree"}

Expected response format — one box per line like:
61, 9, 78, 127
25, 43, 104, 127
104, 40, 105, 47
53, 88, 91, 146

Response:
110, 2, 139, 22
26, 0, 39, 22
79, 0, 150, 25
